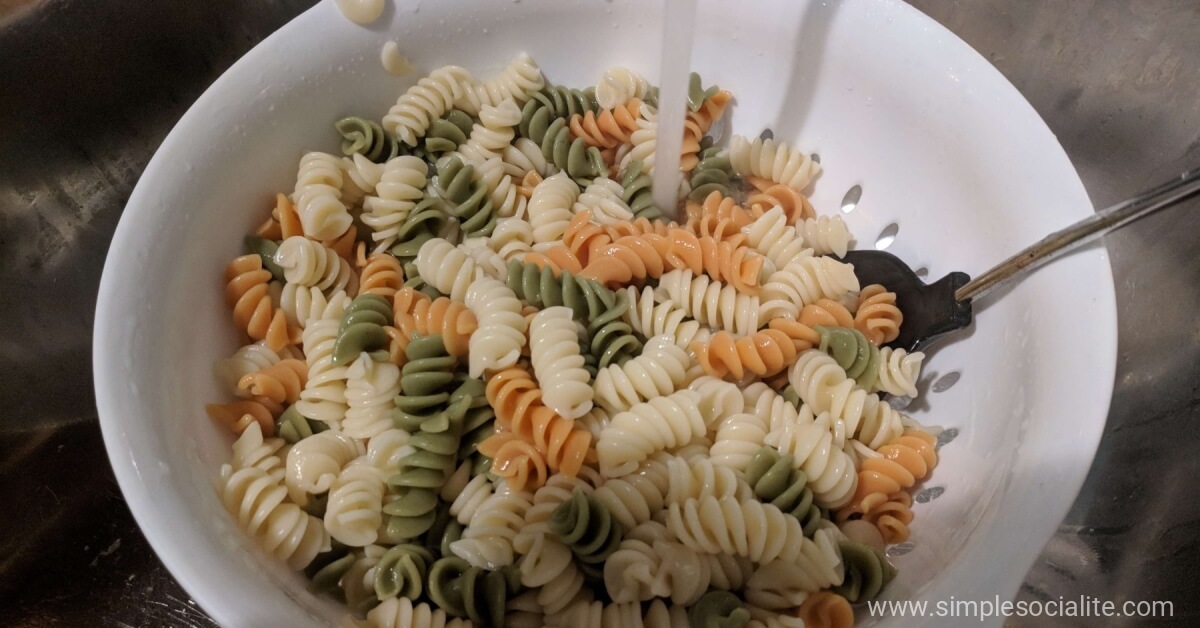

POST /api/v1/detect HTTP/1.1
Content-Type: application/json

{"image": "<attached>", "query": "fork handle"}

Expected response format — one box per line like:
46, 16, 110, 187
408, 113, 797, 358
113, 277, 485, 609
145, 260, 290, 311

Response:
956, 169, 1200, 302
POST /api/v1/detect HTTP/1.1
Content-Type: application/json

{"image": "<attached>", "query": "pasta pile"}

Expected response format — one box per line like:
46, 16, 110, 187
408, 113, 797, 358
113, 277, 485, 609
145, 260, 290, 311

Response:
207, 55, 940, 628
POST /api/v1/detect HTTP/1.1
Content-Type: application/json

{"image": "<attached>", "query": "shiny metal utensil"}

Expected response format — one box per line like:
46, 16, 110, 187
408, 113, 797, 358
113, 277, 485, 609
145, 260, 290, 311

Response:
843, 168, 1200, 351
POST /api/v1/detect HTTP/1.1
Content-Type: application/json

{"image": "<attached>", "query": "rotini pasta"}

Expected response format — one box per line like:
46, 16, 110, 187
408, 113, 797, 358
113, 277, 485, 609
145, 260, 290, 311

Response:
854, 284, 903, 346
657, 269, 760, 336
529, 307, 594, 419
873, 347, 924, 398
729, 135, 821, 193
294, 151, 354, 240
384, 65, 475, 146
759, 256, 860, 321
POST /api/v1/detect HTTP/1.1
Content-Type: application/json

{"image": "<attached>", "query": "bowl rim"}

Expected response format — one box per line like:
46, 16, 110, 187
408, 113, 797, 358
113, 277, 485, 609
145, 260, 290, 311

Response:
93, 0, 1117, 625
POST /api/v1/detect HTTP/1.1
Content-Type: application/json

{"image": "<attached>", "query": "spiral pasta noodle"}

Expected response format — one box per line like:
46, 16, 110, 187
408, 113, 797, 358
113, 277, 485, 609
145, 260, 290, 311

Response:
362, 155, 428, 252
622, 286, 712, 349
393, 287, 478, 357
795, 215, 852, 257
325, 459, 387, 547
221, 465, 330, 570
384, 65, 475, 146
744, 175, 816, 224
343, 353, 401, 440
224, 254, 294, 351
464, 276, 527, 379
527, 172, 581, 245
529, 307, 594, 419
358, 252, 405, 298
592, 335, 692, 413
596, 390, 712, 478
797, 591, 855, 628
681, 90, 732, 173
665, 495, 811, 565
787, 349, 904, 449
293, 151, 354, 240
759, 256, 859, 321
854, 284, 903, 346
479, 365, 592, 478
574, 177, 635, 226
742, 205, 814, 270
657, 269, 760, 337
275, 235, 360, 297
569, 98, 643, 149
873, 347, 924, 398
594, 66, 651, 110
692, 329, 799, 382
729, 135, 821, 193
454, 53, 545, 116
450, 482, 534, 569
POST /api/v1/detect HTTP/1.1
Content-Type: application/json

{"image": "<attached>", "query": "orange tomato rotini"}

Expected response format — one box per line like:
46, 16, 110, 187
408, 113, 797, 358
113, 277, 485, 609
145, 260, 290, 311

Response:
579, 234, 672, 287
665, 228, 767, 295
745, 175, 815, 224
236, 358, 308, 413
797, 591, 855, 628
600, 216, 675, 240
799, 298, 855, 328
357, 250, 405, 298
480, 366, 593, 480
391, 287, 478, 357
691, 329, 799, 381
322, 224, 358, 262
685, 191, 756, 233
523, 245, 583, 276
561, 211, 614, 267
224, 255, 294, 352
477, 430, 549, 492
516, 170, 543, 200
767, 318, 821, 351
256, 193, 305, 241
569, 98, 643, 149
206, 400, 276, 437
681, 90, 732, 172
836, 490, 914, 545
383, 324, 411, 367
855, 284, 903, 345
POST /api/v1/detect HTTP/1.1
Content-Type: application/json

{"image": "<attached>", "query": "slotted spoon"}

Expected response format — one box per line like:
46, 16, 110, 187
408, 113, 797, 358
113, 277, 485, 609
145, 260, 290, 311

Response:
838, 169, 1200, 351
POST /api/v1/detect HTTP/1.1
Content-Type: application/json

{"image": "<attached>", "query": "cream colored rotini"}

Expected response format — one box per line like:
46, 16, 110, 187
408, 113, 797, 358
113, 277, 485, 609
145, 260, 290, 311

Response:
664, 455, 752, 504
622, 286, 713, 349
795, 215, 852, 257
483, 217, 535, 262
592, 335, 692, 413
454, 53, 545, 115
343, 353, 401, 440
294, 151, 353, 240
448, 474, 494, 525
597, 390, 711, 478
324, 458, 387, 547
873, 347, 925, 398
665, 495, 809, 564
573, 177, 634, 226
595, 66, 651, 110
226, 421, 287, 481
619, 104, 658, 175
365, 428, 410, 470
512, 474, 597, 613
527, 172, 581, 245
275, 236, 359, 296
363, 155, 429, 252
284, 431, 364, 505
741, 205, 814, 270
788, 349, 904, 449
529, 306, 594, 420
763, 413, 858, 509
296, 318, 351, 426
729, 135, 821, 193
415, 237, 480, 302
744, 528, 845, 608
656, 269, 760, 337
475, 155, 527, 219
458, 238, 509, 282
455, 99, 521, 166
450, 482, 534, 569
221, 466, 329, 570
503, 137, 558, 178
464, 275, 527, 379
590, 452, 670, 529
340, 152, 385, 207
279, 285, 351, 330
364, 596, 473, 628
759, 256, 860, 321
383, 65, 475, 146
546, 600, 646, 628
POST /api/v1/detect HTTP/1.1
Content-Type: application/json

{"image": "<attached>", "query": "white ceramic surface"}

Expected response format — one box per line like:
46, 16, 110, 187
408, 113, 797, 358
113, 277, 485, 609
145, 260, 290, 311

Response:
93, 0, 1117, 626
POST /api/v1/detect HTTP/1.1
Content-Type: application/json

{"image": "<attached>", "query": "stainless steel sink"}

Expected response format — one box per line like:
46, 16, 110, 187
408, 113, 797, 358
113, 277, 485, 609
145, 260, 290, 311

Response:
1, 1, 1196, 625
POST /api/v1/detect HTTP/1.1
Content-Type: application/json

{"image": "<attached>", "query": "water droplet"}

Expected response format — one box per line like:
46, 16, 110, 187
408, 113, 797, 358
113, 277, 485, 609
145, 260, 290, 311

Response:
932, 371, 960, 393
841, 185, 861, 213
482, 27, 488, 34
875, 223, 898, 250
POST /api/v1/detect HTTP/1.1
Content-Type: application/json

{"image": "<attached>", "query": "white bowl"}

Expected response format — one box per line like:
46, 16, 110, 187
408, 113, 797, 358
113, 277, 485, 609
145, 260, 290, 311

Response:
94, 0, 1116, 625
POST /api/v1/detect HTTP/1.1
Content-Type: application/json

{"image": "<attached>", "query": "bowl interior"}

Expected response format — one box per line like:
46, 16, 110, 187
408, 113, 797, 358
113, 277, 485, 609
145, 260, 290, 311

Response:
94, 0, 1116, 625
